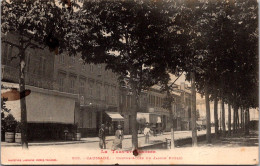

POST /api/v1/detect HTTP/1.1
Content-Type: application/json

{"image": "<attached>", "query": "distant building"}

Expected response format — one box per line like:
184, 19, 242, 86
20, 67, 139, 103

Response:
119, 80, 192, 134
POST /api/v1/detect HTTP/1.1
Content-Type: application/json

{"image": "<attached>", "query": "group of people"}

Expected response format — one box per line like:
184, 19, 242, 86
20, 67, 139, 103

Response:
99, 122, 154, 150
99, 124, 124, 150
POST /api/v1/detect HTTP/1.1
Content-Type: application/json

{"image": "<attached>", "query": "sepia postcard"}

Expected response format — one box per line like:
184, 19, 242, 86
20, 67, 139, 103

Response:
1, 0, 259, 165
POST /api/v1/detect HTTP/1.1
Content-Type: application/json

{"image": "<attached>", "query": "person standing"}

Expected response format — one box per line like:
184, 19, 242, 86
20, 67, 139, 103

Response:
144, 123, 151, 144
99, 124, 106, 149
112, 125, 124, 150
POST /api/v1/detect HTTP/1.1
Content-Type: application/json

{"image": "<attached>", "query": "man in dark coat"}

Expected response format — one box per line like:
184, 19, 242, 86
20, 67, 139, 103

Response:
99, 124, 106, 149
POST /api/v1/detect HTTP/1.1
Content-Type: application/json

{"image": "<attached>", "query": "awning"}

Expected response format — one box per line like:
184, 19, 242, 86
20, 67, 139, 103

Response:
105, 112, 124, 121
2, 82, 77, 124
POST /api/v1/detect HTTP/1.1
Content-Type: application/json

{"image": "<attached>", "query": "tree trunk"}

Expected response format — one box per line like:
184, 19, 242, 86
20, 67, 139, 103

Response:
243, 108, 246, 130
233, 105, 237, 133
131, 88, 139, 151
20, 50, 28, 149
233, 106, 236, 133
168, 98, 175, 149
221, 100, 226, 137
228, 104, 231, 136
245, 108, 249, 135
131, 109, 138, 150
205, 85, 211, 143
191, 72, 197, 146
248, 108, 250, 125
236, 109, 239, 130
240, 108, 243, 130
166, 89, 175, 149
214, 97, 218, 139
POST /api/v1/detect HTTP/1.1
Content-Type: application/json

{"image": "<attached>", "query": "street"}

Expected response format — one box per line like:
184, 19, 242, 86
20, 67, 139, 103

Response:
1, 129, 258, 165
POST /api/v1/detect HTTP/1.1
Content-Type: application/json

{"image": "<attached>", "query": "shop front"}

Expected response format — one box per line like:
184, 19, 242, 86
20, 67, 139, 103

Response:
2, 82, 78, 141
137, 112, 163, 133
76, 106, 124, 137
103, 112, 124, 135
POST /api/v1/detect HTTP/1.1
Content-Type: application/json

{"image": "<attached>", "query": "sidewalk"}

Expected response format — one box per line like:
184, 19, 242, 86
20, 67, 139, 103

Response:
1, 133, 150, 147
1, 129, 213, 148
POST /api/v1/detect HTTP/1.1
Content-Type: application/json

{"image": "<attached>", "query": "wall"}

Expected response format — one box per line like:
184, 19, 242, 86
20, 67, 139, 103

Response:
53, 53, 119, 109
1, 33, 54, 90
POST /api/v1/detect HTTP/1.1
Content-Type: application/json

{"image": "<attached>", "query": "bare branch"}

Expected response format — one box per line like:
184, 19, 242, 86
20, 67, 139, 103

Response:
169, 71, 184, 89
10, 53, 20, 61
2, 40, 20, 48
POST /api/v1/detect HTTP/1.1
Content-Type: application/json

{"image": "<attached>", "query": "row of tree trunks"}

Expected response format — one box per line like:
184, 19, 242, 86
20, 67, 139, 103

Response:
203, 89, 252, 143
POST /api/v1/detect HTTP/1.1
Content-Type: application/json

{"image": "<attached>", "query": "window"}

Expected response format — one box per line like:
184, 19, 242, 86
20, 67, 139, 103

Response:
90, 64, 94, 73
58, 77, 64, 92
120, 95, 123, 104
88, 111, 92, 128
71, 56, 75, 64
82, 63, 86, 70
79, 79, 85, 94
59, 54, 65, 64
105, 70, 109, 78
97, 64, 102, 75
69, 78, 75, 93
105, 85, 109, 102
111, 87, 115, 104
156, 97, 159, 107
39, 57, 46, 75
89, 81, 93, 97
96, 83, 101, 99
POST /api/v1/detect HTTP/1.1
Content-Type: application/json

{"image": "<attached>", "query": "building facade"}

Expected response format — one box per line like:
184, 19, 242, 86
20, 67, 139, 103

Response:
1, 33, 78, 141
53, 53, 120, 137
1, 33, 54, 89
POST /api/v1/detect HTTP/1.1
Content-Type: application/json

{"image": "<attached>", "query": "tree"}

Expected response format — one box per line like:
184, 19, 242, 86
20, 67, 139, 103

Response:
160, 72, 184, 149
1, 0, 75, 148
72, 0, 187, 150
181, 0, 257, 140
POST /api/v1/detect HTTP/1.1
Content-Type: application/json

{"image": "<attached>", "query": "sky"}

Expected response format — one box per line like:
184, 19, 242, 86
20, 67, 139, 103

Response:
170, 73, 189, 86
